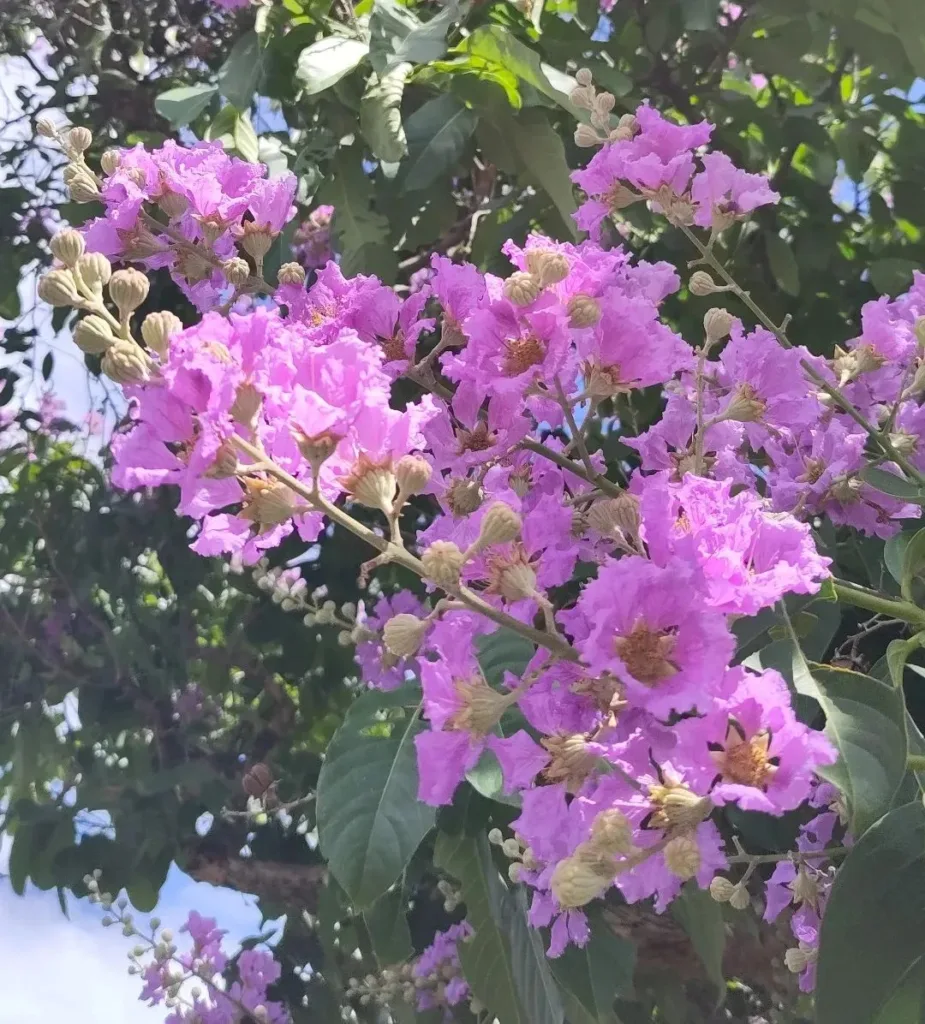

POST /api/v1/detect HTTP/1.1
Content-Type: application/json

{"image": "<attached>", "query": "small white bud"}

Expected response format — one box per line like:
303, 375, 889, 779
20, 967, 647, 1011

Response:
663, 835, 701, 880
36, 116, 60, 139
689, 271, 719, 297
140, 310, 183, 358
38, 269, 81, 307
75, 251, 112, 290
566, 293, 601, 328
100, 149, 122, 175
223, 257, 251, 287
395, 454, 432, 498
475, 502, 522, 549
74, 314, 116, 355
67, 126, 93, 154
708, 876, 735, 903
101, 341, 153, 385
704, 306, 735, 342
278, 262, 306, 286
503, 271, 542, 307
421, 541, 465, 588
50, 228, 86, 267
108, 268, 150, 317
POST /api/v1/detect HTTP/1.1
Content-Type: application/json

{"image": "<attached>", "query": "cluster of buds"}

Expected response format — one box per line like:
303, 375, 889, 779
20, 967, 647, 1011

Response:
37, 118, 100, 203
503, 248, 570, 307
339, 452, 433, 521
436, 879, 463, 913
488, 828, 540, 884
708, 874, 751, 911
549, 809, 638, 909
252, 559, 310, 613
570, 68, 639, 149
420, 501, 523, 590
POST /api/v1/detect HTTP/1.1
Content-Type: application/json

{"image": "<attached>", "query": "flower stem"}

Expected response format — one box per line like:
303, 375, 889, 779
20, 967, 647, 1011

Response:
832, 579, 925, 627
520, 439, 623, 498
727, 846, 850, 866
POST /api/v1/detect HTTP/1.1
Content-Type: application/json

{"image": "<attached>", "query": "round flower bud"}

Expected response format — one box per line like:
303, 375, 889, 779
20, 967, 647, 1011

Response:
50, 228, 86, 267
74, 313, 116, 355
729, 885, 750, 911
503, 271, 542, 307
617, 112, 639, 136
100, 149, 122, 175
488, 828, 504, 845
38, 269, 80, 307
36, 116, 59, 139
421, 541, 465, 588
140, 310, 183, 358
476, 502, 522, 549
76, 251, 112, 289
663, 835, 701, 880
108, 268, 150, 317
708, 876, 735, 903
526, 250, 570, 287
222, 257, 251, 288
575, 67, 593, 87
66, 165, 101, 203
395, 454, 432, 498
689, 270, 719, 297
575, 123, 603, 148
595, 91, 616, 114
237, 221, 275, 261
67, 126, 93, 154
382, 613, 427, 658
550, 855, 609, 909
703, 306, 734, 342
915, 316, 925, 350
784, 945, 816, 975
101, 341, 152, 385
278, 262, 306, 286
589, 809, 633, 855
566, 293, 601, 328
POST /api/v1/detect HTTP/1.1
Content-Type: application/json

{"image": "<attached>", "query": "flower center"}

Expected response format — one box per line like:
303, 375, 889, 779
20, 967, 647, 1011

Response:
502, 335, 545, 376
614, 619, 678, 686
708, 719, 779, 789
643, 777, 709, 831
380, 331, 407, 362
541, 732, 596, 790
448, 676, 511, 736
457, 421, 496, 454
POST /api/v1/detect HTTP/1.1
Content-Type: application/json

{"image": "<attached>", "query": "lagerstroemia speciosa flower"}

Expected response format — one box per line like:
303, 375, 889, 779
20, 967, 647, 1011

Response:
61, 94, 908, 985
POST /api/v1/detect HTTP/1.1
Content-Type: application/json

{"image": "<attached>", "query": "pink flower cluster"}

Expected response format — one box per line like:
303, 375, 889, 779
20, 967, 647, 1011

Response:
412, 922, 472, 1012
81, 101, 912, 983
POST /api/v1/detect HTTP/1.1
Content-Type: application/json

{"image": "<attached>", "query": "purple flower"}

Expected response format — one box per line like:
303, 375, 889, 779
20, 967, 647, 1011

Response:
691, 152, 779, 227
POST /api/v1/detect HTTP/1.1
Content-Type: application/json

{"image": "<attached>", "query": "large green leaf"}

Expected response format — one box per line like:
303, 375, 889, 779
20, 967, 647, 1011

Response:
154, 84, 218, 126
670, 883, 726, 995
816, 801, 925, 1024
434, 831, 527, 1024
364, 883, 413, 967
370, 0, 462, 74
402, 93, 478, 193
501, 886, 566, 1024
316, 687, 434, 907
217, 31, 264, 109
360, 64, 410, 165
551, 917, 635, 1023
869, 257, 918, 296
860, 466, 925, 502
475, 627, 535, 687
296, 36, 369, 96
317, 153, 393, 280
809, 663, 908, 835
765, 232, 800, 296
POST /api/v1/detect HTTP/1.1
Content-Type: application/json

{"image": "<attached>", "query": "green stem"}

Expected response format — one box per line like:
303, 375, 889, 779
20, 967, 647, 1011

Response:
832, 579, 925, 627
520, 439, 623, 498
678, 224, 925, 487
727, 846, 850, 866
908, 755, 925, 772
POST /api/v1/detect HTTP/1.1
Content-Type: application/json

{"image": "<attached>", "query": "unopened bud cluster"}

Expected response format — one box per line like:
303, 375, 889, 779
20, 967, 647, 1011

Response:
570, 69, 638, 148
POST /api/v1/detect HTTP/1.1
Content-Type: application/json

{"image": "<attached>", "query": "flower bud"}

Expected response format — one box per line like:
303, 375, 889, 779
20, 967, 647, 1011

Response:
223, 257, 251, 287
567, 294, 601, 328
341, 454, 397, 514
709, 876, 735, 903
36, 116, 59, 139
395, 454, 432, 498
278, 262, 306, 286
76, 252, 112, 289
689, 270, 719, 296
101, 341, 152, 385
38, 269, 81, 307
382, 613, 427, 658
241, 479, 297, 527
140, 310, 183, 358
503, 271, 542, 307
50, 228, 86, 267
422, 541, 465, 588
237, 221, 275, 261
74, 314, 116, 354
66, 164, 101, 203
550, 855, 610, 909
663, 835, 701, 880
100, 149, 122, 175
589, 809, 633, 855
575, 67, 593, 87
575, 123, 604, 148
704, 306, 734, 342
784, 945, 816, 974
615, 112, 639, 138
476, 502, 522, 549
67, 126, 93, 154
729, 885, 750, 911
595, 91, 615, 115
525, 250, 570, 287
230, 383, 262, 430
108, 268, 150, 317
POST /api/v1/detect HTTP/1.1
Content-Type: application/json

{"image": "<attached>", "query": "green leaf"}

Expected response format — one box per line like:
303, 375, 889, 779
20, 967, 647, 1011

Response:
670, 882, 725, 994
680, 0, 720, 30
899, 527, 925, 600
869, 257, 918, 296
402, 93, 478, 193
458, 25, 577, 115
475, 627, 535, 687
360, 64, 410, 164
465, 746, 521, 806
551, 918, 635, 1023
765, 233, 800, 296
154, 84, 218, 126
500, 885, 566, 1024
233, 112, 260, 163
217, 31, 263, 109
8, 822, 32, 895
370, 0, 462, 74
861, 466, 925, 503
434, 831, 526, 1024
364, 883, 413, 966
816, 801, 925, 1024
316, 687, 435, 907
487, 108, 579, 240
317, 152, 392, 279
296, 36, 369, 96
809, 664, 908, 834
